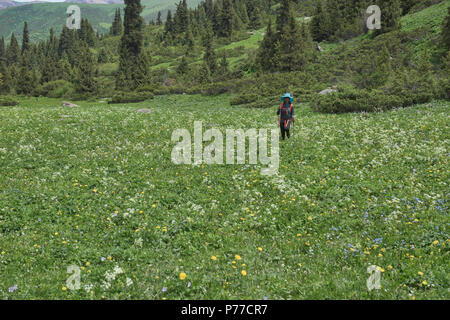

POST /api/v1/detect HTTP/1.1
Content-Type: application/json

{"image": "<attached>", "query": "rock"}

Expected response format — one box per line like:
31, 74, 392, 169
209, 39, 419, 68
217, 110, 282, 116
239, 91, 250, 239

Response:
62, 101, 79, 108
136, 108, 152, 113
319, 87, 337, 95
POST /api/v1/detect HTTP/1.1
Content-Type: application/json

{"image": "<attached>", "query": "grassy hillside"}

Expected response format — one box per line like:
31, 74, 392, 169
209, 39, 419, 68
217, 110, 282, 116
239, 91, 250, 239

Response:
0, 0, 203, 42
0, 95, 448, 299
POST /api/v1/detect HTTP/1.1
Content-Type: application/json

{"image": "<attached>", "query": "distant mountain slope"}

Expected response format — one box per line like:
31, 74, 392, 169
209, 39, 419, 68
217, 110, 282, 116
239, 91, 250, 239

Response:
0, 0, 203, 42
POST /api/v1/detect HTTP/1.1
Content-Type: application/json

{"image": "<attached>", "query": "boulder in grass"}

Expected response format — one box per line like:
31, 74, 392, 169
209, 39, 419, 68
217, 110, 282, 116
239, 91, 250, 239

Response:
62, 101, 79, 108
319, 87, 337, 95
136, 108, 152, 114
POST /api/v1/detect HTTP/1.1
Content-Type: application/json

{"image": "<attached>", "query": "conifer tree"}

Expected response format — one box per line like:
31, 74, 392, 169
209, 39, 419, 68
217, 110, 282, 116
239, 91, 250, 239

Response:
110, 9, 123, 36
17, 55, 35, 95
41, 55, 57, 84
58, 53, 73, 81
310, 0, 328, 42
157, 11, 162, 26
165, 10, 174, 37
174, 0, 189, 35
0, 62, 10, 93
75, 44, 97, 95
376, 0, 402, 35
22, 22, 30, 54
218, 0, 234, 38
0, 37, 5, 65
6, 33, 20, 66
441, 7, 450, 49
256, 19, 279, 72
177, 56, 189, 75
277, 0, 313, 72
203, 32, 217, 75
247, 0, 262, 29
116, 0, 149, 90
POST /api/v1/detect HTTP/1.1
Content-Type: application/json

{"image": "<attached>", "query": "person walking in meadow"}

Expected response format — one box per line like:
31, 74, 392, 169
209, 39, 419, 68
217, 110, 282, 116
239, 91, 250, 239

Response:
277, 93, 295, 140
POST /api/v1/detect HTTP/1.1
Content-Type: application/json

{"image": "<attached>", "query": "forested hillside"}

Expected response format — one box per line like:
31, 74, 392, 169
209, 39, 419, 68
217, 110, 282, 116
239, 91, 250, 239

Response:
0, 0, 449, 113
0, 0, 203, 42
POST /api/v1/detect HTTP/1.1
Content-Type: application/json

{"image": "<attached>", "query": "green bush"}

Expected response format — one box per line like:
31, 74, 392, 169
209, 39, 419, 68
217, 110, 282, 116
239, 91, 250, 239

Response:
230, 93, 260, 105
36, 80, 74, 98
0, 96, 18, 106
109, 91, 154, 104
311, 86, 404, 113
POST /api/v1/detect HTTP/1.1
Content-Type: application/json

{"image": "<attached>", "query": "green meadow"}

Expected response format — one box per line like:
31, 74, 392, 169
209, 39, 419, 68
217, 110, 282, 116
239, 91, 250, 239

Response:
0, 95, 448, 299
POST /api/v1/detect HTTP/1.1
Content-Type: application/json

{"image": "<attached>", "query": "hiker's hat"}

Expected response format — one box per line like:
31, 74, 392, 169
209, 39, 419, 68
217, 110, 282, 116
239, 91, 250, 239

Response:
281, 93, 294, 103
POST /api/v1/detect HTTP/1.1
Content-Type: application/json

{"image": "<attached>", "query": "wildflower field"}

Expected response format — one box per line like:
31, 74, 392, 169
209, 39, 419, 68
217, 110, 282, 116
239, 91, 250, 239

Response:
0, 95, 448, 299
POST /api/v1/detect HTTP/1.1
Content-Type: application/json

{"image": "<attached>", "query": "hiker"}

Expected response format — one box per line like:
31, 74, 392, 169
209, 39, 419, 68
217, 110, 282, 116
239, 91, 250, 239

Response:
277, 93, 295, 140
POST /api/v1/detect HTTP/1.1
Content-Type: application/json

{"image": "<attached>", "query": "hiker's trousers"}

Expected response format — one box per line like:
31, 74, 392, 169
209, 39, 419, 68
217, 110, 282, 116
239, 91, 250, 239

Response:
280, 118, 292, 140
280, 125, 290, 140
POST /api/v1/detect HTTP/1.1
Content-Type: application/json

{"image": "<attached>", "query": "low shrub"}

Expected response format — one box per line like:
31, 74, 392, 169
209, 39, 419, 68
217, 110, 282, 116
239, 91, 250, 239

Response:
36, 80, 74, 98
109, 91, 154, 104
311, 86, 404, 113
0, 96, 19, 106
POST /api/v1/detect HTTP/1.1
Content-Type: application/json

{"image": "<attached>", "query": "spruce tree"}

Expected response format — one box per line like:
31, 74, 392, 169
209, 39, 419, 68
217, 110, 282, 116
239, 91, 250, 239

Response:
116, 0, 149, 90
256, 19, 279, 72
17, 55, 35, 95
376, 0, 402, 35
110, 9, 123, 36
157, 11, 162, 26
75, 44, 97, 95
165, 10, 174, 38
6, 33, 20, 66
203, 33, 217, 75
248, 0, 262, 29
177, 56, 189, 75
22, 22, 30, 54
174, 0, 189, 35
0, 62, 10, 93
58, 53, 73, 81
0, 37, 5, 65
116, 9, 123, 35
441, 7, 450, 49
310, 0, 328, 42
277, 0, 313, 72
218, 0, 234, 38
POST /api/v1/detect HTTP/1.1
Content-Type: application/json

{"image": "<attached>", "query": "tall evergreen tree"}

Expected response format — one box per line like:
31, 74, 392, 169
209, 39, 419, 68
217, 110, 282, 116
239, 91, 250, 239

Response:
376, 0, 402, 35
310, 0, 328, 42
177, 55, 189, 75
174, 0, 189, 35
22, 22, 30, 54
165, 10, 174, 37
276, 0, 314, 72
75, 44, 97, 95
17, 55, 35, 95
441, 7, 450, 49
116, 0, 149, 90
256, 19, 279, 72
218, 0, 234, 38
6, 33, 20, 66
247, 0, 262, 29
157, 11, 162, 26
0, 37, 5, 65
203, 32, 217, 75
110, 9, 123, 36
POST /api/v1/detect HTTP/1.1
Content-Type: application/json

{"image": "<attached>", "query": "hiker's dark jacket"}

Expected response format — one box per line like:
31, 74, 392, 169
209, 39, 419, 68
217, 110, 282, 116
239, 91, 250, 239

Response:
277, 103, 295, 130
